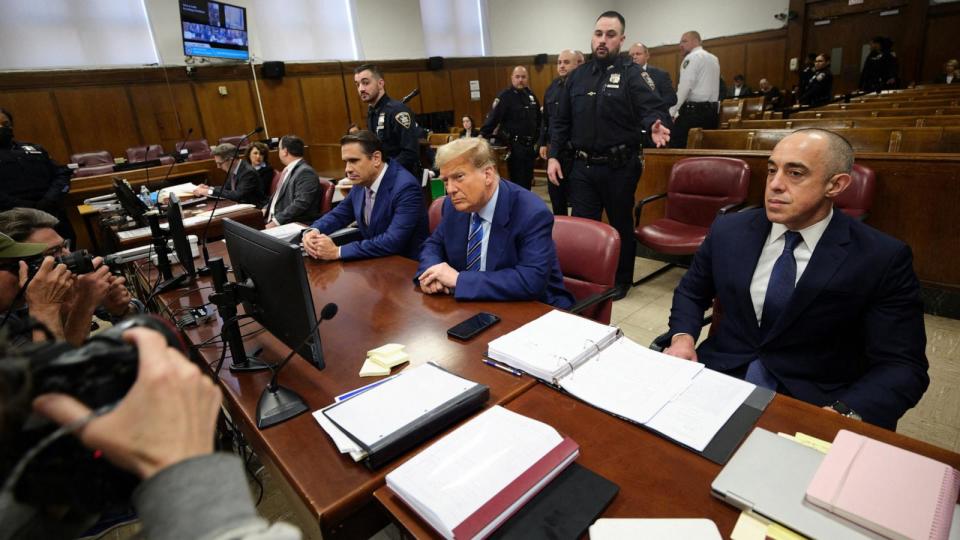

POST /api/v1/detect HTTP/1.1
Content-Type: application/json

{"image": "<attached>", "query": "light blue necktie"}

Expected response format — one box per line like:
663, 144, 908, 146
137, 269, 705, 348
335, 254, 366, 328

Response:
465, 213, 483, 272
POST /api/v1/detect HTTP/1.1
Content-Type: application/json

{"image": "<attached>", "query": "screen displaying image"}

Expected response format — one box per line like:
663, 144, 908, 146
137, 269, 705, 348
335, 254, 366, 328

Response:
180, 0, 249, 60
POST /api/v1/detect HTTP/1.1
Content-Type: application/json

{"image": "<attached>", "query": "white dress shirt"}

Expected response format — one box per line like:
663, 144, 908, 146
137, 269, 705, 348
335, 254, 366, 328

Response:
749, 209, 834, 326
267, 158, 302, 223
473, 185, 500, 271
670, 46, 721, 117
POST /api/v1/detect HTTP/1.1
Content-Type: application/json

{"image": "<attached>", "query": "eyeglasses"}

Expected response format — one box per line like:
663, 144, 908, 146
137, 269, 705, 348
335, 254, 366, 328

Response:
43, 239, 70, 257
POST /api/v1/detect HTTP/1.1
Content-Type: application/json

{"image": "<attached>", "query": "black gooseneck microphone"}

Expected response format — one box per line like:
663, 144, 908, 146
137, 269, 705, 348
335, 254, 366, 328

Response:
256, 302, 338, 429
195, 126, 263, 276
401, 88, 420, 104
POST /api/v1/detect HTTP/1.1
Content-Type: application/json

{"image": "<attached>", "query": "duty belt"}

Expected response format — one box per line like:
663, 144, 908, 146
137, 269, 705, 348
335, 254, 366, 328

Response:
681, 101, 719, 111
500, 132, 537, 146
573, 144, 640, 166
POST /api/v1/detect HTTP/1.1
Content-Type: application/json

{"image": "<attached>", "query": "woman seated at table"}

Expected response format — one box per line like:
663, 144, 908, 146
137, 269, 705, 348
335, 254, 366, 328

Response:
246, 141, 275, 197
459, 116, 479, 138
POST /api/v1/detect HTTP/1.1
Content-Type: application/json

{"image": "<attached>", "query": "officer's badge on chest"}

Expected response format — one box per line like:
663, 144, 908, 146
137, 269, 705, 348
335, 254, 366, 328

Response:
377, 113, 386, 130
606, 72, 620, 89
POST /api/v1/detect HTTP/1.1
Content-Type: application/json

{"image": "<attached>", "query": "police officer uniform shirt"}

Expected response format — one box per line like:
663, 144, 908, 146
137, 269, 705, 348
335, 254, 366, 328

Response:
480, 87, 540, 144
669, 45, 720, 118
367, 93, 420, 176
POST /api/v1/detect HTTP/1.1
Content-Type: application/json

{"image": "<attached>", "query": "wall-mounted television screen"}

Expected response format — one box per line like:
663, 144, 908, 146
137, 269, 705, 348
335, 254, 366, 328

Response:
180, 0, 249, 61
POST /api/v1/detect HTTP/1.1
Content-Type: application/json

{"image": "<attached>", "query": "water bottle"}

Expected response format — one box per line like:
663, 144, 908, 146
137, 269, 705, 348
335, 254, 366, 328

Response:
139, 186, 153, 208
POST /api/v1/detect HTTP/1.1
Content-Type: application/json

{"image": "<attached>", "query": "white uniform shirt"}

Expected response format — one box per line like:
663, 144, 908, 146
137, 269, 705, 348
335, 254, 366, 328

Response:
670, 46, 720, 117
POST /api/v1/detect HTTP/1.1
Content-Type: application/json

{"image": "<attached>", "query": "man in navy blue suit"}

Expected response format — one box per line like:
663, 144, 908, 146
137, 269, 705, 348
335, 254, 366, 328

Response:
416, 137, 574, 309
664, 129, 928, 429
629, 42, 678, 108
302, 130, 427, 261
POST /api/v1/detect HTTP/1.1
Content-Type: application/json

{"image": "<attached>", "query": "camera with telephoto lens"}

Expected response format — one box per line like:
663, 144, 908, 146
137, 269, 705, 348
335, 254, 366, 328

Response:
0, 315, 186, 512
26, 249, 99, 275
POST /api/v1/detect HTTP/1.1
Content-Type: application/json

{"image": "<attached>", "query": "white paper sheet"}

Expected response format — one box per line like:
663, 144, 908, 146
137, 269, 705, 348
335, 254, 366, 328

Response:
590, 518, 722, 540
322, 363, 478, 448
645, 368, 756, 452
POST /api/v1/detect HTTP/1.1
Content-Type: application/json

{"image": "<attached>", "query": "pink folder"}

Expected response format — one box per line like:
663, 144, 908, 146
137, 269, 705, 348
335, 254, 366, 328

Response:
805, 430, 960, 540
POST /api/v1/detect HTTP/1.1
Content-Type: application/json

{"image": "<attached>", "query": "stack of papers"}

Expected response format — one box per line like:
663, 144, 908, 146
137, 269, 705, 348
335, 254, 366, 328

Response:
360, 343, 410, 377
182, 203, 256, 226
590, 519, 721, 540
158, 182, 199, 201
260, 222, 307, 243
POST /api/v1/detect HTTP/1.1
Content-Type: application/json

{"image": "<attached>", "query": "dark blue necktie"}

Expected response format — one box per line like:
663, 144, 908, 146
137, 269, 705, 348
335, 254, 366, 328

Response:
465, 214, 483, 272
761, 231, 803, 331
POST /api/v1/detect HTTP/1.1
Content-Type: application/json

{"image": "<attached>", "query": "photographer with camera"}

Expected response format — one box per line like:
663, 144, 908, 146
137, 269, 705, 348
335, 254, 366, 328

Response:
0, 233, 74, 344
1, 325, 301, 540
0, 209, 142, 345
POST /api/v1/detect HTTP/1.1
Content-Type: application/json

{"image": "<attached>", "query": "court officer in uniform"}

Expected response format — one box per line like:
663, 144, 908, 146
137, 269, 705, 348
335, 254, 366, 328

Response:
669, 31, 720, 149
480, 66, 540, 190
538, 49, 584, 215
354, 64, 421, 177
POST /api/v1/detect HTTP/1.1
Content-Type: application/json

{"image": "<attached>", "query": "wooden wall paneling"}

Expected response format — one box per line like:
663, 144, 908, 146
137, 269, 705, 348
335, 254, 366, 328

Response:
528, 62, 554, 105
306, 144, 347, 178
256, 77, 308, 140
417, 70, 453, 113
0, 90, 70, 163
342, 73, 365, 127
477, 66, 502, 122
383, 71, 422, 114
746, 39, 787, 90
649, 50, 680, 87
449, 68, 485, 129
300, 75, 353, 144
920, 6, 960, 83
53, 86, 142, 159
128, 82, 202, 154
711, 43, 747, 86
192, 80, 258, 145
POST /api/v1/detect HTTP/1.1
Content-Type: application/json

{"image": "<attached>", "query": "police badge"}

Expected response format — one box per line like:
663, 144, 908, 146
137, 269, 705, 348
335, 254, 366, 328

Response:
640, 71, 656, 91
395, 111, 412, 129
609, 73, 621, 84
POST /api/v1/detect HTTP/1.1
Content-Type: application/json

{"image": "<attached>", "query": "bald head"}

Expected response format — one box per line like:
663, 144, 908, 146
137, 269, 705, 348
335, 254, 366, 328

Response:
629, 43, 649, 67
557, 49, 583, 78
511, 66, 528, 89
790, 128, 854, 176
679, 31, 701, 56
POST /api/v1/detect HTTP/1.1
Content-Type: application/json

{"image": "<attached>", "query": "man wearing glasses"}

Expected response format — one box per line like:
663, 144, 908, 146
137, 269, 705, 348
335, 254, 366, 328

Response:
191, 143, 265, 205
0, 208, 140, 345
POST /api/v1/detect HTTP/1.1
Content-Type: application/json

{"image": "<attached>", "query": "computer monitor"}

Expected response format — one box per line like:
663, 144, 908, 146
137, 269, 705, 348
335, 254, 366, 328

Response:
112, 178, 148, 227
165, 194, 196, 278
179, 0, 249, 61
222, 219, 325, 369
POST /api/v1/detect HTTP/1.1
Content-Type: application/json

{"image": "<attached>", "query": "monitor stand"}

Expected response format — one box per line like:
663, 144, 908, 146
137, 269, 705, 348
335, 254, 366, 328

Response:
208, 257, 269, 373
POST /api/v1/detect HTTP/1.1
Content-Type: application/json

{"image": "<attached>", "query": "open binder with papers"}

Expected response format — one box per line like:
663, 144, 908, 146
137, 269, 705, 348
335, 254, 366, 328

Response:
386, 406, 608, 540
313, 363, 489, 469
486, 310, 774, 464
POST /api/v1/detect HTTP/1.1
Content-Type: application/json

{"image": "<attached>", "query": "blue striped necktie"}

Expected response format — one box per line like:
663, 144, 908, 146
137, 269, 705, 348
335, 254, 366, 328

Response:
466, 213, 483, 272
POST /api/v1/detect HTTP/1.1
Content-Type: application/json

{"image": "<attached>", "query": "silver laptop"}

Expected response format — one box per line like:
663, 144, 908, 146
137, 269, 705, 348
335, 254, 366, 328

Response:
711, 428, 882, 540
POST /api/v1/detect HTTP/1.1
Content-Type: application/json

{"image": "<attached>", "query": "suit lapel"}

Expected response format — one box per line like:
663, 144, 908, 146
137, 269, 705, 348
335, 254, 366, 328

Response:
485, 183, 513, 271
762, 211, 851, 344
448, 210, 470, 269
277, 161, 301, 201
369, 166, 395, 230
730, 212, 770, 336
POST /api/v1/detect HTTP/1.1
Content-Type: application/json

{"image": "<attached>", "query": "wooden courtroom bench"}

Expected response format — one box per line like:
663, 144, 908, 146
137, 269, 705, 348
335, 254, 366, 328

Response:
727, 115, 960, 130
718, 99, 744, 124
635, 148, 960, 313
790, 106, 960, 119
821, 97, 960, 110
688, 127, 960, 153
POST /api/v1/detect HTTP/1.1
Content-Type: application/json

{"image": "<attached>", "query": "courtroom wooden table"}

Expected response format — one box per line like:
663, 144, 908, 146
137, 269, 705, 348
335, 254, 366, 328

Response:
107, 200, 265, 250
143, 242, 550, 538
375, 384, 960, 539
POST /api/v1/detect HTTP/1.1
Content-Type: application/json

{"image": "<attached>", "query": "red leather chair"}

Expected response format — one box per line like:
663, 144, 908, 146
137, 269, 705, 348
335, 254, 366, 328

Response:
428, 196, 445, 233
70, 150, 115, 177
183, 139, 213, 161
125, 144, 174, 165
633, 157, 750, 285
218, 135, 248, 150
318, 177, 335, 216
553, 216, 620, 325
834, 164, 876, 220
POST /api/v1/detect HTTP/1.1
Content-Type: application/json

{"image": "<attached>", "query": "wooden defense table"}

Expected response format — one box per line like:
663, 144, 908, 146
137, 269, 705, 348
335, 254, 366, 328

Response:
142, 242, 549, 538
375, 384, 960, 539
105, 200, 265, 250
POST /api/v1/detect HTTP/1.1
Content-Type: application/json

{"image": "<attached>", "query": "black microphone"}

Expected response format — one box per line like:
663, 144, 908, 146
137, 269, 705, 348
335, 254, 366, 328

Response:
401, 88, 420, 104
256, 302, 338, 428
195, 126, 263, 276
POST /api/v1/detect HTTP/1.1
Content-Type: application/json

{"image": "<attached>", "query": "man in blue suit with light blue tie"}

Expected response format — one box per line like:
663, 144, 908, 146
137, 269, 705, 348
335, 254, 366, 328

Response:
302, 130, 427, 261
416, 137, 574, 309
664, 129, 928, 429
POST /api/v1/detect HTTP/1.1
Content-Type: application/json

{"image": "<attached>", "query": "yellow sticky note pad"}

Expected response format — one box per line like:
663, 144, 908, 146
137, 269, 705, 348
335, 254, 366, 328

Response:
368, 343, 405, 357
370, 350, 409, 369
359, 358, 391, 377
731, 511, 769, 540
766, 522, 808, 540
793, 432, 831, 454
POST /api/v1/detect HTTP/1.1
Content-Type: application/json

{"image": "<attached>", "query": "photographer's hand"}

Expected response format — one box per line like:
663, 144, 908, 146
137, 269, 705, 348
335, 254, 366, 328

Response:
21, 257, 72, 341
33, 328, 223, 480
64, 258, 111, 345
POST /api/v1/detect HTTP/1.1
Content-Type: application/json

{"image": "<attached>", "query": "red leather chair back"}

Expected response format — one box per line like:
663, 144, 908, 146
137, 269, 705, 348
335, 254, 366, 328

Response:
552, 216, 620, 324
665, 157, 751, 227
125, 144, 174, 165
428, 196, 446, 233
834, 164, 876, 219
218, 135, 248, 150
70, 150, 113, 167
184, 139, 213, 161
318, 177, 335, 216
269, 170, 282, 196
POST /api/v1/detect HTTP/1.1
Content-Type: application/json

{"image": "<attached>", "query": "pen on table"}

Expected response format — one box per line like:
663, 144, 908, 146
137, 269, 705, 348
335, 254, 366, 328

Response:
482, 358, 523, 377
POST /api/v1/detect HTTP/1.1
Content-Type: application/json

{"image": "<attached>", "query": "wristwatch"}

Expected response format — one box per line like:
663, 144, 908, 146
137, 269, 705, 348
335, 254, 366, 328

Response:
829, 401, 862, 421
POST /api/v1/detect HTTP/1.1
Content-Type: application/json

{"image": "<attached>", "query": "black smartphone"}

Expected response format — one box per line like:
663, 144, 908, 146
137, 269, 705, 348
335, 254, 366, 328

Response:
447, 312, 500, 340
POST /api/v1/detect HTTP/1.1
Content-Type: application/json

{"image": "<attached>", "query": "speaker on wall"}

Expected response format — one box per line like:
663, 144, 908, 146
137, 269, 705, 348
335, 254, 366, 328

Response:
262, 61, 286, 79
534, 53, 548, 67
427, 56, 444, 70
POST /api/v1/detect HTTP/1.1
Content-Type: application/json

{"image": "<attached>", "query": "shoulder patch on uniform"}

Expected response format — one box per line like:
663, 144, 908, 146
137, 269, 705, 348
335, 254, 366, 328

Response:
640, 71, 656, 91
682, 59, 690, 69
491, 97, 500, 109
816, 73, 825, 81
395, 111, 412, 129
